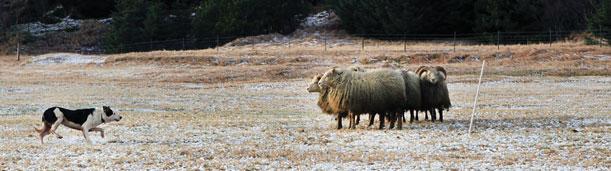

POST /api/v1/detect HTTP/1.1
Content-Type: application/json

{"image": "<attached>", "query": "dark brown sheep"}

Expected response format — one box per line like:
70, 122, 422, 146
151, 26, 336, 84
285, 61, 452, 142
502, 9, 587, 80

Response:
401, 69, 422, 123
416, 66, 451, 122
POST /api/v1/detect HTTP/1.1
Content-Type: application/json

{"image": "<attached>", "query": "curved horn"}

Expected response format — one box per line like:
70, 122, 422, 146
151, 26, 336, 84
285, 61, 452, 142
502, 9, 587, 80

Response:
435, 66, 447, 77
416, 66, 428, 76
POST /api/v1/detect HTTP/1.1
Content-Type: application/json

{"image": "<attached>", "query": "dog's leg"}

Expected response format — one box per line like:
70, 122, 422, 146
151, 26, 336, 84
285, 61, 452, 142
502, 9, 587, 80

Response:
37, 123, 51, 144
82, 127, 92, 144
49, 118, 64, 139
89, 127, 105, 138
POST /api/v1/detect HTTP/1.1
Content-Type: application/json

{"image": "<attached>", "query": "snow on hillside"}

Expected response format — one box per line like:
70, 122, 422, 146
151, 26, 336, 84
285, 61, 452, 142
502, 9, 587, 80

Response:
300, 10, 340, 28
16, 17, 111, 37
30, 53, 106, 65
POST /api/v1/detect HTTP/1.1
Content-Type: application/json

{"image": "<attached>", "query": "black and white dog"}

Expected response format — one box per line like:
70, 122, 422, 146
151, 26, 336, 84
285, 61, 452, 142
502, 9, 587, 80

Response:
34, 106, 122, 144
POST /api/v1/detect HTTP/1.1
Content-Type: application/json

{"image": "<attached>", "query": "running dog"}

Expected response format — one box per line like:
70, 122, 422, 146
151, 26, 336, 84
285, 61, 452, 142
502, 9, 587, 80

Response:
34, 106, 122, 144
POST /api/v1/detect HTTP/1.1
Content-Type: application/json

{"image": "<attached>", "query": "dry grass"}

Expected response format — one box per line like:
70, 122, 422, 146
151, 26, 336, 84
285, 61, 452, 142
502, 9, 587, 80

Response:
0, 72, 609, 169
103, 41, 611, 81
2, 41, 609, 84
0, 41, 609, 169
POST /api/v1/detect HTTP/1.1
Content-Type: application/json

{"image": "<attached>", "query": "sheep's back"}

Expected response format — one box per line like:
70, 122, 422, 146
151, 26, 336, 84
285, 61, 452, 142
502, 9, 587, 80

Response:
336, 69, 407, 114
402, 71, 422, 110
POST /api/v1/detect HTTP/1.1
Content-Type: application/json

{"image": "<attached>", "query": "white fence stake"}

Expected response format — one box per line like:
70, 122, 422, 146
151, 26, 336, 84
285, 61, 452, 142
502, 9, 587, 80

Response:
468, 60, 485, 135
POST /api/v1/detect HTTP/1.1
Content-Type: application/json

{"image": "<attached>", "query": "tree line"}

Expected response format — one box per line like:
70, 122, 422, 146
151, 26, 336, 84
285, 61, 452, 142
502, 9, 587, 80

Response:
104, 0, 312, 52
2, 0, 608, 53
105, 0, 609, 52
330, 0, 607, 34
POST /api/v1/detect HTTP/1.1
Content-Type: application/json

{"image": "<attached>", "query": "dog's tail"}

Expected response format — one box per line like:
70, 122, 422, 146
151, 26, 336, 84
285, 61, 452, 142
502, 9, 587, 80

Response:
34, 126, 43, 133
34, 123, 49, 133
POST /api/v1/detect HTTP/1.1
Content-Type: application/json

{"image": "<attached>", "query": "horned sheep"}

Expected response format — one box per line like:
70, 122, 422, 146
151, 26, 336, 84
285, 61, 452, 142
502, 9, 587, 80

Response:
416, 66, 451, 122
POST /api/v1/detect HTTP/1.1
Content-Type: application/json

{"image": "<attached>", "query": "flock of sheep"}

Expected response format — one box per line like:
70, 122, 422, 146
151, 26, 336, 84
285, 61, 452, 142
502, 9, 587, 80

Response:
307, 65, 451, 129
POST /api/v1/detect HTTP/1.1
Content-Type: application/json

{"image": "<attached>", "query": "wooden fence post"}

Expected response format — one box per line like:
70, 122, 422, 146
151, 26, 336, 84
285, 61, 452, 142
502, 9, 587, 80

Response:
468, 60, 486, 135
453, 31, 457, 52
361, 38, 365, 51
216, 35, 220, 52
549, 29, 552, 47
497, 31, 500, 50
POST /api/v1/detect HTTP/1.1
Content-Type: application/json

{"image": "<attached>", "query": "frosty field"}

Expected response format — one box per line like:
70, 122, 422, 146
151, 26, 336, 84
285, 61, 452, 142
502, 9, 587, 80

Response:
0, 62, 609, 170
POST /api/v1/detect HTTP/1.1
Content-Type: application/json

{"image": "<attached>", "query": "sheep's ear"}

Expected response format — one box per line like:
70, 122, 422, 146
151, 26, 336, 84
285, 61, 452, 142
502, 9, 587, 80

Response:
436, 66, 447, 77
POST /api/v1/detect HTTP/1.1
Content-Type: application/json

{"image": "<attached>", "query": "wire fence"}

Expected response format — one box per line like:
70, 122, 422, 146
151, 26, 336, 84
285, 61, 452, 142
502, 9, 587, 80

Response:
15, 29, 611, 55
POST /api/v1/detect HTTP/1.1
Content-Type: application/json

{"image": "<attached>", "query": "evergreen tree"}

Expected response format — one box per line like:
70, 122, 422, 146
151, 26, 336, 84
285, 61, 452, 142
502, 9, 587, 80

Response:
165, 0, 193, 39
473, 0, 543, 32
589, 0, 610, 43
143, 0, 166, 41
105, 0, 147, 52
192, 0, 311, 40
329, 0, 475, 34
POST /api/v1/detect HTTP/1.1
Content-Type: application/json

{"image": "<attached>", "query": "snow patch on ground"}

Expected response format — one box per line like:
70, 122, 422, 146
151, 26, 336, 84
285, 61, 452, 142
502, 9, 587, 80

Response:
30, 53, 107, 65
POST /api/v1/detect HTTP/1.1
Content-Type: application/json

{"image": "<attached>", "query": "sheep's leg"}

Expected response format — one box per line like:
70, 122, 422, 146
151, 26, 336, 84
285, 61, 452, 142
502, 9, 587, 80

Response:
378, 113, 385, 130
368, 113, 375, 128
355, 114, 360, 126
409, 110, 414, 123
438, 108, 444, 122
430, 108, 437, 122
347, 113, 353, 129
348, 113, 354, 129
336, 114, 342, 129
349, 113, 356, 129
397, 112, 403, 130
415, 110, 419, 121
425, 110, 429, 120
388, 112, 397, 129
353, 114, 358, 129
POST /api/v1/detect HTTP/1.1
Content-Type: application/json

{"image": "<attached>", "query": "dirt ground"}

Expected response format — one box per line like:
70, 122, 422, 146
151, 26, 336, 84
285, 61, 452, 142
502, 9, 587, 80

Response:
0, 42, 609, 169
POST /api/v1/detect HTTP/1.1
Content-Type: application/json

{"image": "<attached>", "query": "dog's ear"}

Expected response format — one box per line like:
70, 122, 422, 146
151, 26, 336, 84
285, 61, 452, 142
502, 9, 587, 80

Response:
103, 106, 112, 113
103, 106, 114, 116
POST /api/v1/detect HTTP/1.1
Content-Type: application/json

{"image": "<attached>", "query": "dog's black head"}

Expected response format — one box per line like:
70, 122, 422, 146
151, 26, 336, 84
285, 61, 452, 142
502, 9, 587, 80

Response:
103, 106, 122, 121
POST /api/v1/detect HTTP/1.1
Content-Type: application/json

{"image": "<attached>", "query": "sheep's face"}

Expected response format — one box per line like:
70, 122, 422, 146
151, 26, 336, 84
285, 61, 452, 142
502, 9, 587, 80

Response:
421, 69, 446, 84
307, 74, 323, 92
318, 68, 343, 89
